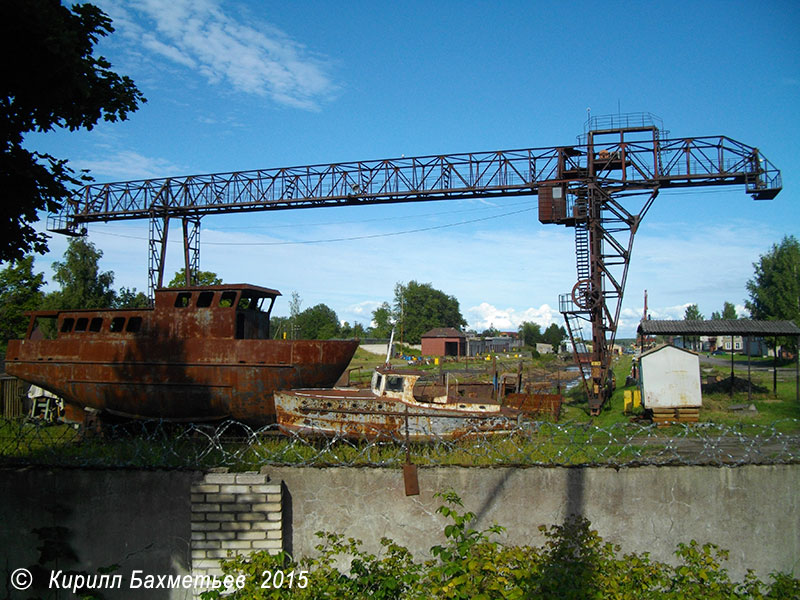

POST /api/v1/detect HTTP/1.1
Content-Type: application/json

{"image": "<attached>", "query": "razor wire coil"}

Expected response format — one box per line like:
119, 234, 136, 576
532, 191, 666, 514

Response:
0, 417, 798, 469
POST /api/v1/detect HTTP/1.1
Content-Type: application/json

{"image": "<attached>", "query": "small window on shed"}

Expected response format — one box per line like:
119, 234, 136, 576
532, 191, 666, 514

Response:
60, 318, 75, 333
75, 318, 88, 332
219, 291, 237, 307
197, 291, 214, 307
110, 317, 125, 332
89, 318, 103, 332
126, 317, 142, 333
175, 292, 192, 308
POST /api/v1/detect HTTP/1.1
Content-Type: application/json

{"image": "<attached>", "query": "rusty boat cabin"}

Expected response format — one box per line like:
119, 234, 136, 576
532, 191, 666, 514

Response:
25, 284, 279, 341
5, 284, 359, 424
274, 365, 562, 441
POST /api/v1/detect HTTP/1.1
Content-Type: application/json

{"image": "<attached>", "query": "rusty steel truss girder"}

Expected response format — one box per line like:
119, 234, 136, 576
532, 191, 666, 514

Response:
49, 134, 780, 227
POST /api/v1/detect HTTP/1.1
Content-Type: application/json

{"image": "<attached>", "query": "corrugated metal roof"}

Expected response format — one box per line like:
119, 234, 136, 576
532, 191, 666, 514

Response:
638, 319, 800, 336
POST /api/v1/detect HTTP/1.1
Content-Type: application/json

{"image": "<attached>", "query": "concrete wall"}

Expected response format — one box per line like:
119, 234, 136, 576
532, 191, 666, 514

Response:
0, 464, 797, 599
0, 469, 195, 600
270, 464, 799, 582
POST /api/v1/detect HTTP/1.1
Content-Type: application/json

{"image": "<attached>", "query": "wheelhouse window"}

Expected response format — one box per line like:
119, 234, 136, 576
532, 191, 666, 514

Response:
75, 318, 88, 332
126, 317, 143, 333
220, 291, 237, 307
385, 376, 404, 392
238, 293, 263, 311
60, 318, 75, 333
110, 317, 125, 332
89, 318, 103, 332
197, 291, 214, 307
175, 292, 192, 307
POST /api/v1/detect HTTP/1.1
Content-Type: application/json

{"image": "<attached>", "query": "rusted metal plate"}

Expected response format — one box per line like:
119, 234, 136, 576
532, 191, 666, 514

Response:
403, 463, 420, 496
5, 285, 359, 424
504, 392, 562, 421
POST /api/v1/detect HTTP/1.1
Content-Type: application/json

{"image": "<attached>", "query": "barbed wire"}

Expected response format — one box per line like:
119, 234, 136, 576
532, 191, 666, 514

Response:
0, 417, 798, 469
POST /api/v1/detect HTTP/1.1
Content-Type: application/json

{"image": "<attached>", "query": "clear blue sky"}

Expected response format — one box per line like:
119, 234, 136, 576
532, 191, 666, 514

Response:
26, 0, 800, 337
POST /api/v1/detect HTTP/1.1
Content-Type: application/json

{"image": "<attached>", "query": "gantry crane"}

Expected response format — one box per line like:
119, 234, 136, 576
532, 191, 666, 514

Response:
48, 112, 782, 413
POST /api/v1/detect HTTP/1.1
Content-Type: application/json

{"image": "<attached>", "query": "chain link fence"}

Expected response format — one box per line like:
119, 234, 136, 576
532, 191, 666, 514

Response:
1, 417, 798, 469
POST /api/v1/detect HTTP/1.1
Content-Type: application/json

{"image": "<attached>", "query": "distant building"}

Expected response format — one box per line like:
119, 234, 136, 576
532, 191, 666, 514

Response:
463, 334, 524, 356
421, 328, 466, 357
742, 337, 768, 357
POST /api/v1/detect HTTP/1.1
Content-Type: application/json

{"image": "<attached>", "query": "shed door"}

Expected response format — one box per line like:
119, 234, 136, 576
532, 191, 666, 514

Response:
444, 341, 459, 356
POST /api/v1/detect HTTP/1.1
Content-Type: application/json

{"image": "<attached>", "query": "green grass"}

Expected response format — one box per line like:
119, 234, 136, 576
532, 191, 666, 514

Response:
705, 351, 794, 368
2, 350, 797, 469
559, 352, 800, 432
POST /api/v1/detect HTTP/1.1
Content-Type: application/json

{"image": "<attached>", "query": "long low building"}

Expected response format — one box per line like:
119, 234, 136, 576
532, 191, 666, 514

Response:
637, 319, 800, 338
637, 319, 800, 401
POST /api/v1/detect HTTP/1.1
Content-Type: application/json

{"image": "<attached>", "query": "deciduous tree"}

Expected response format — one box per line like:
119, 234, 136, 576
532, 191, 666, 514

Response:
712, 301, 738, 320
46, 237, 115, 309
745, 235, 800, 324
683, 304, 704, 320
370, 302, 394, 339
113, 286, 149, 309
340, 321, 366, 339
296, 304, 340, 340
1, 0, 145, 262
683, 304, 704, 350
0, 256, 44, 352
168, 269, 223, 288
542, 322, 567, 350
393, 281, 466, 344
518, 321, 543, 347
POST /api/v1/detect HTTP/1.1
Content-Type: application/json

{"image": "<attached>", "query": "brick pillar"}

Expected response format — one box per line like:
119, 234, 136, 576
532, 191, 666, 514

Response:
190, 470, 282, 592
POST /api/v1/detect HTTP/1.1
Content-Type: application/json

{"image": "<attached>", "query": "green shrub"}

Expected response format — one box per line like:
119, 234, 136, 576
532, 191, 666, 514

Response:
203, 491, 799, 599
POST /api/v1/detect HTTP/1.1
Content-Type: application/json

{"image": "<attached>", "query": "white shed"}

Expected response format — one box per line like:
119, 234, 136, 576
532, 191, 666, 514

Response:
639, 344, 701, 409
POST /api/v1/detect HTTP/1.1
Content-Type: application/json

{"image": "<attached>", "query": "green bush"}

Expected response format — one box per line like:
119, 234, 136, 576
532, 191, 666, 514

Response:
202, 491, 799, 600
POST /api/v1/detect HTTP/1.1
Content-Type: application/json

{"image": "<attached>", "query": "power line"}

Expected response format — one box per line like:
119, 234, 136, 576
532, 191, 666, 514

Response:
88, 203, 538, 246
209, 198, 537, 230
204, 206, 537, 246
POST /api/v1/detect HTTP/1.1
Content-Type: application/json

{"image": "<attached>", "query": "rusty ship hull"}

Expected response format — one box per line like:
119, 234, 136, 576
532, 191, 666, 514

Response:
275, 388, 526, 441
5, 284, 359, 423
275, 367, 561, 440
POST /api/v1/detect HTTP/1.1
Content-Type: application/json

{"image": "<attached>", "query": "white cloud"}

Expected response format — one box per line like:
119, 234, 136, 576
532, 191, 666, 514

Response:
78, 151, 187, 181
466, 302, 560, 332
110, 0, 337, 110
347, 300, 382, 317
